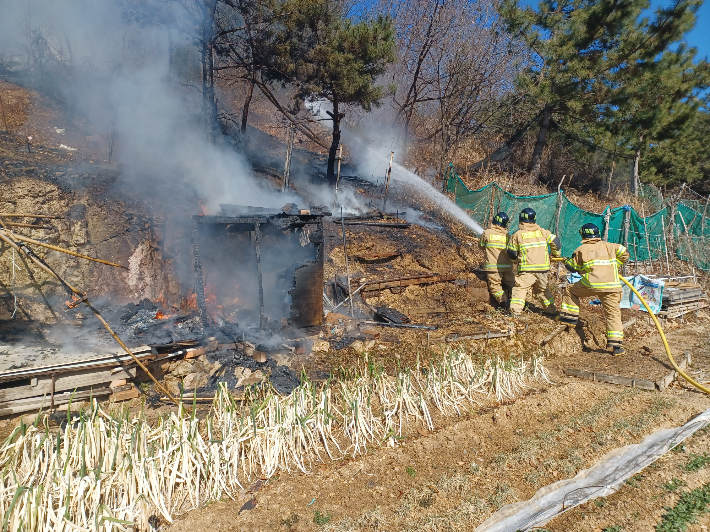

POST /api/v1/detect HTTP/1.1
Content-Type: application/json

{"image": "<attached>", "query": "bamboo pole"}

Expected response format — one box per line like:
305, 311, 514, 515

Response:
0, 213, 62, 219
661, 215, 670, 275
282, 122, 294, 192
341, 207, 354, 318
383, 151, 394, 210
254, 222, 265, 331
641, 205, 652, 273
0, 229, 179, 406
2, 230, 126, 268
2, 222, 53, 229
333, 143, 343, 208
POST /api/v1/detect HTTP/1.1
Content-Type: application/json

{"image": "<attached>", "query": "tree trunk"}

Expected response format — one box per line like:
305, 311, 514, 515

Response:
241, 72, 256, 136
607, 159, 616, 196
201, 0, 218, 142
326, 98, 341, 181
529, 105, 553, 179
632, 134, 643, 196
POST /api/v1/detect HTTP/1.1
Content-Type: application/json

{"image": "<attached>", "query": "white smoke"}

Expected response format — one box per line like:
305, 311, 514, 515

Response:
0, 0, 297, 212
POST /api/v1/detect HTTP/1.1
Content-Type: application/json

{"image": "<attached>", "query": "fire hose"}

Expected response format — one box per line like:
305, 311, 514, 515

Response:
551, 256, 710, 396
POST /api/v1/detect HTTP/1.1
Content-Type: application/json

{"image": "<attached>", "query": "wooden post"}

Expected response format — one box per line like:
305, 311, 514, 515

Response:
254, 222, 265, 330
622, 207, 630, 275
383, 151, 394, 210
661, 214, 670, 275
641, 205, 652, 273
701, 194, 709, 239
333, 143, 343, 207
607, 159, 616, 196
631, 134, 643, 196
602, 208, 611, 242
282, 123, 295, 192
677, 209, 697, 271
341, 208, 354, 318
555, 175, 566, 236
192, 218, 208, 326
555, 175, 566, 278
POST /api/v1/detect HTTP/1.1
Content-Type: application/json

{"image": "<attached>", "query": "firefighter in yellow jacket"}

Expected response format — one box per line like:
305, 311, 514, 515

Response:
506, 208, 561, 316
558, 223, 629, 355
479, 211, 514, 305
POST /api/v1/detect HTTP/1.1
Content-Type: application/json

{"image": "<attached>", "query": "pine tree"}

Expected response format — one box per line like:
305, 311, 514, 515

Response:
644, 106, 710, 188
500, 0, 704, 179
603, 44, 710, 192
274, 0, 396, 180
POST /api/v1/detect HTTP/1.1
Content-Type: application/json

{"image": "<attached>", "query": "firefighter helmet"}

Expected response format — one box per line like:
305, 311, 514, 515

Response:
493, 212, 509, 227
519, 208, 536, 223
580, 223, 601, 239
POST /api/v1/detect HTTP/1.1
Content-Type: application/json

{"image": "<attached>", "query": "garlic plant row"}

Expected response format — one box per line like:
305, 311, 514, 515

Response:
0, 349, 550, 531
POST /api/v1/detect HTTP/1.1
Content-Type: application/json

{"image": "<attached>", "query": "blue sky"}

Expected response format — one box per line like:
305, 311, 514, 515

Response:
657, 0, 710, 60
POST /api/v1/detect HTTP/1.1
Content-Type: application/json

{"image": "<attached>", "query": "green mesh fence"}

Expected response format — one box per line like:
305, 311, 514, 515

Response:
639, 183, 664, 212
675, 203, 710, 270
444, 165, 696, 269
556, 193, 607, 256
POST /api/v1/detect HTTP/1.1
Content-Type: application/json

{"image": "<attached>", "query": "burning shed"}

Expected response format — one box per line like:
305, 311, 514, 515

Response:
192, 204, 327, 332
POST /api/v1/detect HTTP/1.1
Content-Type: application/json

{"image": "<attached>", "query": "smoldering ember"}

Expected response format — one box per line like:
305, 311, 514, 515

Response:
1, 1, 710, 531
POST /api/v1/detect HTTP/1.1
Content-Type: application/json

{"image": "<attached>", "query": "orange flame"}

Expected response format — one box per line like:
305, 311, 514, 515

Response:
155, 310, 170, 320
181, 292, 198, 311
198, 199, 208, 216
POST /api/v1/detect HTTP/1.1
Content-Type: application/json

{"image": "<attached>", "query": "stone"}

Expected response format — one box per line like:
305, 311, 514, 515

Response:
164, 378, 182, 397
312, 340, 330, 353
271, 353, 291, 367
350, 340, 365, 354
325, 312, 351, 325
235, 367, 252, 387
167, 360, 193, 377
182, 372, 208, 390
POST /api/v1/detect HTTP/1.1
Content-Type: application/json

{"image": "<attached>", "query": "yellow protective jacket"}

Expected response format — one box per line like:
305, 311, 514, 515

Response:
507, 222, 560, 272
479, 224, 513, 271
564, 238, 629, 292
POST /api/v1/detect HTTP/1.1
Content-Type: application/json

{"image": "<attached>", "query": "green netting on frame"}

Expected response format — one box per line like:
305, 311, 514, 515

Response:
444, 165, 681, 268
639, 183, 664, 212
674, 203, 710, 270
556, 193, 607, 256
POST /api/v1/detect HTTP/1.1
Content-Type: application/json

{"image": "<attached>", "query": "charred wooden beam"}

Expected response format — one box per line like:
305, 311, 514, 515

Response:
192, 217, 208, 327
359, 274, 457, 293
341, 221, 410, 228
254, 222, 265, 331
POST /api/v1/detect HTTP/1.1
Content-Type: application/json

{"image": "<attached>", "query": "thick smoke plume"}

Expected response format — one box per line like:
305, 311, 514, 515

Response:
0, 0, 296, 212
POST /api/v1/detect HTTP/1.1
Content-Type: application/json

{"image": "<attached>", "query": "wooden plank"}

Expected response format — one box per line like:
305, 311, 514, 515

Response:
540, 325, 568, 346
565, 352, 691, 392
655, 352, 691, 391
563, 368, 656, 391
0, 345, 152, 383
0, 367, 136, 402
0, 388, 112, 416
110, 385, 140, 403
361, 274, 457, 293
659, 300, 708, 318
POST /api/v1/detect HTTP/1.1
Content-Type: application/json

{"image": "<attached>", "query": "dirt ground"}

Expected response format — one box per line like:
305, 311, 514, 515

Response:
160, 323, 710, 532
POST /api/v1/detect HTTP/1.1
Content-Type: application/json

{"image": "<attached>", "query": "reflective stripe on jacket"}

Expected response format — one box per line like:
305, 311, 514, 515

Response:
479, 225, 513, 271
564, 238, 629, 292
508, 222, 560, 272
